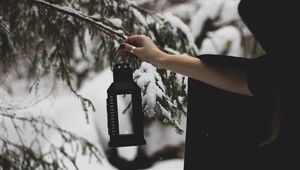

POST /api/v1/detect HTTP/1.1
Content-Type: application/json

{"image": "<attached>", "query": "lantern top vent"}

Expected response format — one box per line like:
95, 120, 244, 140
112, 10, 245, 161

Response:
113, 63, 133, 82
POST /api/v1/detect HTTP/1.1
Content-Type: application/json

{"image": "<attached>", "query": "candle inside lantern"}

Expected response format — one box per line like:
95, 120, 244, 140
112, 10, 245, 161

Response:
117, 94, 134, 135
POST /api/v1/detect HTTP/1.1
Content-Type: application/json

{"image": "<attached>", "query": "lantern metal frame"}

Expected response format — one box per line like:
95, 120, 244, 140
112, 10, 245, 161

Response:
107, 63, 146, 147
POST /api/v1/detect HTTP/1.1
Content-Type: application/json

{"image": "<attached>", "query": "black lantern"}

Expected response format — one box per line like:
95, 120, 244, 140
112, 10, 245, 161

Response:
106, 63, 146, 147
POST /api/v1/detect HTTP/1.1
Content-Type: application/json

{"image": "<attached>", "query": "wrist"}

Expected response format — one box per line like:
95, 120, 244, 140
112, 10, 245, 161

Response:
155, 52, 173, 69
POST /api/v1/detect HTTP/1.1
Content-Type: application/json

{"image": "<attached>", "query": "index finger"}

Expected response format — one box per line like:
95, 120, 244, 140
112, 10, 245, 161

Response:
123, 35, 146, 47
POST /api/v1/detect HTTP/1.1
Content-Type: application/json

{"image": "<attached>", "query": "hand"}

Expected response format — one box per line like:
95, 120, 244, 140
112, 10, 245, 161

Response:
121, 35, 168, 67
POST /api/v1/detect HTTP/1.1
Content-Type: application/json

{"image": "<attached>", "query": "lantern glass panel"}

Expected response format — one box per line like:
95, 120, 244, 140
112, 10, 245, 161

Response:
117, 94, 133, 135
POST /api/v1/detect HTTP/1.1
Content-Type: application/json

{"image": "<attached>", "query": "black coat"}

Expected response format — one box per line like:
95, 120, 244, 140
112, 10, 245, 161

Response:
184, 1, 300, 170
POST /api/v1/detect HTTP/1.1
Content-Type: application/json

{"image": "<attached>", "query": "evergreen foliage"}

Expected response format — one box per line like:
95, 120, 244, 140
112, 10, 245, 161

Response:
1, 0, 197, 127
1, 0, 198, 168
0, 112, 102, 169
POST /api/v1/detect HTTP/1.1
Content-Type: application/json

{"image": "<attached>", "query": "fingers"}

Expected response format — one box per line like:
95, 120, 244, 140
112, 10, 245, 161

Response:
121, 43, 141, 55
123, 35, 148, 47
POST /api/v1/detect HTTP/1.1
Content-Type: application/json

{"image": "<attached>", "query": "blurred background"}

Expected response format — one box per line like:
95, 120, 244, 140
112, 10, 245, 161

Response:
0, 0, 263, 169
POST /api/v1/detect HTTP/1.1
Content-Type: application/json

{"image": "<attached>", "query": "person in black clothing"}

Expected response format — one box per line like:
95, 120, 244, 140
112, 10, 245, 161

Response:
121, 0, 299, 169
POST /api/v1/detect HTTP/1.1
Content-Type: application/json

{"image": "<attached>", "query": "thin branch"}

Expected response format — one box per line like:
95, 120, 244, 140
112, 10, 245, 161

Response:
28, 0, 183, 55
29, 0, 127, 40
10, 118, 25, 146
0, 73, 56, 111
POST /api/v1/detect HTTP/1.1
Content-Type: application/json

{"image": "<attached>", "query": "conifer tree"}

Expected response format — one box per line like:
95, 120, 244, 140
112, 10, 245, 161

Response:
1, 0, 197, 128
1, 0, 198, 168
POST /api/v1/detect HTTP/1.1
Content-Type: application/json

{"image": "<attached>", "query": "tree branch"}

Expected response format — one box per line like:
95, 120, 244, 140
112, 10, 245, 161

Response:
29, 0, 127, 40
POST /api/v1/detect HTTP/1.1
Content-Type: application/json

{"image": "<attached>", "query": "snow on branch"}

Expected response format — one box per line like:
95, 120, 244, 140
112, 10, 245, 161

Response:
1, 0, 195, 135
29, 0, 127, 40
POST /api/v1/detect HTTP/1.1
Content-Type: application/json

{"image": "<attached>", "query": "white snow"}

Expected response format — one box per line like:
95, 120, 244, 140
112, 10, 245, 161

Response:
132, 8, 148, 26
73, 29, 95, 73
190, 0, 240, 40
143, 159, 184, 170
0, 66, 184, 169
108, 18, 123, 28
199, 25, 242, 56
130, 0, 154, 5
165, 3, 199, 21
133, 62, 165, 118
190, 0, 224, 39
143, 119, 186, 157
163, 12, 195, 47
214, 0, 240, 26
117, 146, 138, 161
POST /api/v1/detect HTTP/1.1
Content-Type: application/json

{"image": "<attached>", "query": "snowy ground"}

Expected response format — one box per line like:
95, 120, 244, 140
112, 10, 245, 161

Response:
6, 67, 186, 169
143, 159, 184, 170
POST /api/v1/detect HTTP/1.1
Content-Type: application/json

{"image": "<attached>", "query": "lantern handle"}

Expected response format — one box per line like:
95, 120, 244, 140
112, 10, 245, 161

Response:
109, 44, 121, 70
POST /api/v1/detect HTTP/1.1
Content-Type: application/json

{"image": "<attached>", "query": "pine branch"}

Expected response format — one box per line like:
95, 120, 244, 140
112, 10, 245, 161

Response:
0, 112, 103, 169
1, 0, 195, 135
29, 0, 127, 40
28, 0, 188, 56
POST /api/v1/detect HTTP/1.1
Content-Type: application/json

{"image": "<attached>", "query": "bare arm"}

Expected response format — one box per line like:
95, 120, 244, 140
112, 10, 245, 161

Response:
122, 35, 253, 96
157, 53, 252, 96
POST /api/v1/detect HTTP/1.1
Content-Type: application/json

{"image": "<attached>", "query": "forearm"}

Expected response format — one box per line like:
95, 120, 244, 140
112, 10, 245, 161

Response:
122, 35, 252, 96
157, 53, 253, 96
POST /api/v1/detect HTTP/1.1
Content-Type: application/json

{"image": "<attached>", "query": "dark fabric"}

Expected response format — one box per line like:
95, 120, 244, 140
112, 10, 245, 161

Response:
245, 55, 276, 100
184, 0, 300, 169
238, 0, 299, 69
238, 2, 300, 169
184, 55, 271, 170
238, 1, 298, 54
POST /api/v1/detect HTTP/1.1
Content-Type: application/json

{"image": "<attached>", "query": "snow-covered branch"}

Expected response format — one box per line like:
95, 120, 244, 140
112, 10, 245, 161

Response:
29, 0, 127, 40
2, 0, 198, 142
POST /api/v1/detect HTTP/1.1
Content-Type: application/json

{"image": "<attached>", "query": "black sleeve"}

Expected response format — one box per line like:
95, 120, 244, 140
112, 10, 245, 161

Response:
245, 54, 276, 99
197, 54, 276, 98
197, 54, 253, 69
